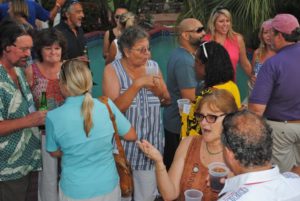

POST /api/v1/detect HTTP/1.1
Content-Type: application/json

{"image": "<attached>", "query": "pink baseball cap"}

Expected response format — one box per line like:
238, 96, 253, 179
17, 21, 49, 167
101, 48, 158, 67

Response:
271, 14, 299, 34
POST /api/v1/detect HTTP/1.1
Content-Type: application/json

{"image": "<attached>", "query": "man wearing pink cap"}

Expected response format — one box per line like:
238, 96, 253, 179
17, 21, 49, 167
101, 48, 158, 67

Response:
249, 14, 300, 174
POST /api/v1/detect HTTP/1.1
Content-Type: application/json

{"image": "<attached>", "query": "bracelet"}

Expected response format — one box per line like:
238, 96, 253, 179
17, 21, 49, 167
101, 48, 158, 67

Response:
55, 2, 61, 9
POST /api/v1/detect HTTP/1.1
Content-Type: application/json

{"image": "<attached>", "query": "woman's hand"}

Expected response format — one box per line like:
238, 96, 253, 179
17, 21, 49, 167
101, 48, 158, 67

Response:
136, 139, 163, 163
134, 75, 156, 89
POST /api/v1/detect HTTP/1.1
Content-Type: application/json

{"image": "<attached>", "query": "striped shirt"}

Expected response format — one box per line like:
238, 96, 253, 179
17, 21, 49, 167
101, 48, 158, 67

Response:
112, 59, 164, 170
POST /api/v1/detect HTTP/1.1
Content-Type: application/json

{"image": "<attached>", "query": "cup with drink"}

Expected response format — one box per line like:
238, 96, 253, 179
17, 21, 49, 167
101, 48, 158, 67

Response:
208, 162, 229, 192
184, 189, 203, 201
177, 98, 190, 115
146, 62, 158, 76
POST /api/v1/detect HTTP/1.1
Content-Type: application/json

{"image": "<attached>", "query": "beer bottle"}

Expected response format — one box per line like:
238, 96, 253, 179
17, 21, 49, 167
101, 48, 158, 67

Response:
39, 91, 47, 130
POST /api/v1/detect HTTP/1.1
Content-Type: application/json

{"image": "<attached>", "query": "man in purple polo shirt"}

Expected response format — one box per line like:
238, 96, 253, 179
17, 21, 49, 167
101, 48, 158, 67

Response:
248, 14, 300, 174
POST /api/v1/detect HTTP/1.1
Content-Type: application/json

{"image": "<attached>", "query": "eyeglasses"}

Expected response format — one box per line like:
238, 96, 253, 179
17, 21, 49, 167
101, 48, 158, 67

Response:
131, 46, 151, 54
115, 15, 121, 20
186, 26, 205, 34
12, 44, 32, 53
199, 41, 208, 63
195, 113, 226, 123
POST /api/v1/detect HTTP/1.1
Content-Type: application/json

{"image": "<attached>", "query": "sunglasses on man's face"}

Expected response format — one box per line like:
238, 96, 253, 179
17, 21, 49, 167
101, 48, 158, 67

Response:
115, 15, 121, 20
186, 26, 205, 34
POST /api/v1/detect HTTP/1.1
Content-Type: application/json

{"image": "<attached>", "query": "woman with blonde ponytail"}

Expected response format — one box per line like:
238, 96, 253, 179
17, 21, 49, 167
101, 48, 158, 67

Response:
45, 59, 137, 201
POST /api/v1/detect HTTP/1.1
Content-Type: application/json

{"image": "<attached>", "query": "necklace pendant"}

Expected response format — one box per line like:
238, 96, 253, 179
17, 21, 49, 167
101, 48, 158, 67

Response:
192, 165, 199, 173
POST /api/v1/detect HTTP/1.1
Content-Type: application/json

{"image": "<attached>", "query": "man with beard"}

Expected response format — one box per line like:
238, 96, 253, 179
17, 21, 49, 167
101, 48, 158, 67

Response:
0, 19, 47, 201
55, 0, 87, 61
163, 18, 206, 170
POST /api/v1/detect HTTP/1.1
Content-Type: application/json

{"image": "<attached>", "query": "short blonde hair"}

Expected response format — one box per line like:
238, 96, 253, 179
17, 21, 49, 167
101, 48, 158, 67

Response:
207, 8, 236, 40
60, 59, 94, 136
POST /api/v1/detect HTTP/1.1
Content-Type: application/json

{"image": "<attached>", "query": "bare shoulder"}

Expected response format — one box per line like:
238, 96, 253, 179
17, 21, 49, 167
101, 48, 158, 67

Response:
176, 136, 195, 157
235, 33, 245, 43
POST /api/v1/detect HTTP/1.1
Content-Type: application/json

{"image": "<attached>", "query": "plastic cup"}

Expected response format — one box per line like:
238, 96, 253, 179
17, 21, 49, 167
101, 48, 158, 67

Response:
208, 162, 229, 192
184, 189, 203, 201
177, 99, 190, 115
146, 63, 158, 75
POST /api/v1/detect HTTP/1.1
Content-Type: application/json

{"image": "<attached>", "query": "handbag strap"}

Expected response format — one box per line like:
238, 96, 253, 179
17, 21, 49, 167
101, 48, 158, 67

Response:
98, 96, 125, 156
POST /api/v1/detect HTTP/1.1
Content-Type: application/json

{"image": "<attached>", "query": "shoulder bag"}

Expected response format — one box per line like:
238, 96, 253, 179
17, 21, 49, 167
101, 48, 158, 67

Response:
99, 96, 134, 197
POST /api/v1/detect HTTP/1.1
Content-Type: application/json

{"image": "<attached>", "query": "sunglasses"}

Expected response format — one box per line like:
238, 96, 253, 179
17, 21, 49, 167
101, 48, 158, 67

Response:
131, 46, 151, 54
186, 26, 205, 34
195, 113, 226, 123
115, 15, 121, 20
199, 41, 209, 63
212, 5, 229, 15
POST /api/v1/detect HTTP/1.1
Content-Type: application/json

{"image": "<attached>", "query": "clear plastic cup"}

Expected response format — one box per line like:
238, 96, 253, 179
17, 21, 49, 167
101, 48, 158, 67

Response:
208, 162, 229, 192
177, 99, 190, 115
146, 63, 158, 75
184, 189, 203, 201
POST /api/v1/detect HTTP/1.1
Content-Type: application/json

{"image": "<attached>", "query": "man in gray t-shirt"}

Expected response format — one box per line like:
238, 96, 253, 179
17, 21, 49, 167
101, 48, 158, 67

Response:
163, 18, 205, 169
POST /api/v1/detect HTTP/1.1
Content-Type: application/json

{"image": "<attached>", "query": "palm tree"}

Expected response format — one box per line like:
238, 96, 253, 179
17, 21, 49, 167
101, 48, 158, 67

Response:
179, 0, 276, 48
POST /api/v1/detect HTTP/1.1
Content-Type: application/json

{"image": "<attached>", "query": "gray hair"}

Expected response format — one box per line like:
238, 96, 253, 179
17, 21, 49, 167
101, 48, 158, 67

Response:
222, 110, 273, 168
117, 26, 149, 57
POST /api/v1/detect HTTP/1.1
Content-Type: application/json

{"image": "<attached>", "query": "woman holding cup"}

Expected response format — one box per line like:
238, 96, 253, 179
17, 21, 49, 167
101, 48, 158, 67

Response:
138, 89, 237, 201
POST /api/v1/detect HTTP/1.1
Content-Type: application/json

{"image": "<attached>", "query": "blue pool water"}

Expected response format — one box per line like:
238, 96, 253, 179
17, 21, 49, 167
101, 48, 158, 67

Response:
87, 33, 249, 100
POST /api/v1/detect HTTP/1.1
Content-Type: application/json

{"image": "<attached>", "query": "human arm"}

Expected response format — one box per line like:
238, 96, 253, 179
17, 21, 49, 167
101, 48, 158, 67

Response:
148, 69, 171, 105
0, 111, 47, 136
103, 30, 110, 59
105, 41, 117, 64
180, 88, 196, 102
49, 150, 62, 157
48, 0, 66, 21
237, 34, 255, 82
248, 103, 266, 116
102, 64, 156, 112
107, 99, 137, 141
137, 137, 193, 200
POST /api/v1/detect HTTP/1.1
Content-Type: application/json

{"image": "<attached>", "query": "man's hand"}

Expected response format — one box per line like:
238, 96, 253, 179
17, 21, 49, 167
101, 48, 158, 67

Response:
26, 110, 47, 127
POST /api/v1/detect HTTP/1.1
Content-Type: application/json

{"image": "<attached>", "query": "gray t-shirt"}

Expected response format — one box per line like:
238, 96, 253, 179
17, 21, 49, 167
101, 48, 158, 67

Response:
163, 47, 198, 134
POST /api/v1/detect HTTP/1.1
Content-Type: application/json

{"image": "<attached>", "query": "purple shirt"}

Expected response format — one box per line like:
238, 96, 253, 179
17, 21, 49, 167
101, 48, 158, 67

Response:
249, 43, 300, 120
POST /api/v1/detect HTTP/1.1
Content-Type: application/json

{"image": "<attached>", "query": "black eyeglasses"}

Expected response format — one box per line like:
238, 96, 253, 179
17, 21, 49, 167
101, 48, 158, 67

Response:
115, 15, 121, 19
195, 113, 226, 123
186, 26, 205, 34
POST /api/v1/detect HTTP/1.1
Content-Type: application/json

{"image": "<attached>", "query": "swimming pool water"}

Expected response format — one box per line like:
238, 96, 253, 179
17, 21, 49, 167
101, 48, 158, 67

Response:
87, 34, 249, 100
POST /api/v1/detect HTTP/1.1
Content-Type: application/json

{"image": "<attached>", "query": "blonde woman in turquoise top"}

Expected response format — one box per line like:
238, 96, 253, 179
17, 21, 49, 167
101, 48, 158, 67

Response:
46, 60, 137, 201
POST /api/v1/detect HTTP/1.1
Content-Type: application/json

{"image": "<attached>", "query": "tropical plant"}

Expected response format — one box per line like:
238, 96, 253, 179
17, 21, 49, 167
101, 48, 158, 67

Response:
179, 0, 276, 48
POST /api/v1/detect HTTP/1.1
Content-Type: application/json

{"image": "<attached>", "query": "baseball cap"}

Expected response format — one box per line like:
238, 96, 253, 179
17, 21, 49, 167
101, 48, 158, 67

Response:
271, 14, 299, 34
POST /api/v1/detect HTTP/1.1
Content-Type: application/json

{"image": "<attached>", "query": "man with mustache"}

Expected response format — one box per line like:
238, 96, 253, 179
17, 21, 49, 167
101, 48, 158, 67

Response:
55, 0, 87, 61
163, 18, 206, 170
0, 19, 47, 201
